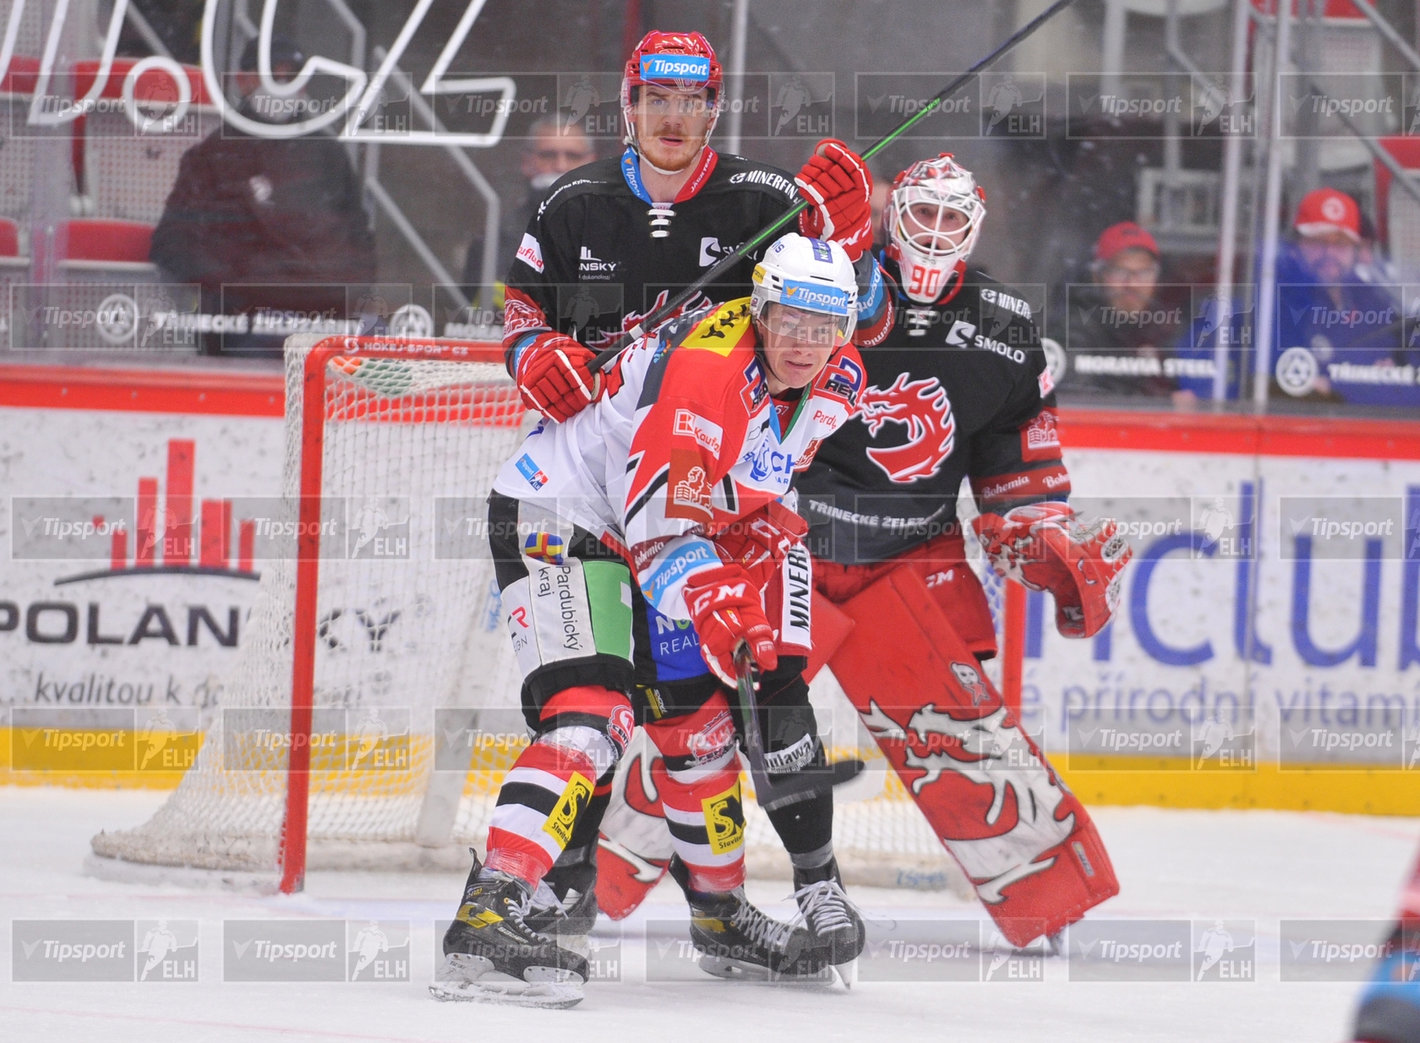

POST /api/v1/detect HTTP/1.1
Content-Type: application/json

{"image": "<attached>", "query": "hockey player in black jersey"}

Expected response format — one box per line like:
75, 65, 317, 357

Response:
589, 154, 1131, 951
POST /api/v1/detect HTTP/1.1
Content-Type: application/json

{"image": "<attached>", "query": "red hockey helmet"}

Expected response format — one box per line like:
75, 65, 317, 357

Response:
884, 153, 987, 305
620, 30, 724, 148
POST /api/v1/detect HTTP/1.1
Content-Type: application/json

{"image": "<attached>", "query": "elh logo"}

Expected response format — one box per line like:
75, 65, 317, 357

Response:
346, 498, 411, 559
137, 919, 200, 981
347, 920, 411, 982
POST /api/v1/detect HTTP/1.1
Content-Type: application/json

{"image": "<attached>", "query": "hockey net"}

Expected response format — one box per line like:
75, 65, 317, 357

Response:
90, 334, 1023, 894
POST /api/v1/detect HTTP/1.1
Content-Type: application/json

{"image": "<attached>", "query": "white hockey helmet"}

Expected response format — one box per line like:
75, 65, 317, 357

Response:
884, 153, 987, 304
751, 233, 858, 344
620, 30, 723, 151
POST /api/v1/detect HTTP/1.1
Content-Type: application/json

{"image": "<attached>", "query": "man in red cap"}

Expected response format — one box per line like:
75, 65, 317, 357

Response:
1049, 220, 1195, 402
1273, 187, 1418, 407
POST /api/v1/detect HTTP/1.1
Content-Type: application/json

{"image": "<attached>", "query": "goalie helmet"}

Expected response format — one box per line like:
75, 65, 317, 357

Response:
750, 233, 858, 344
621, 30, 724, 150
884, 153, 987, 305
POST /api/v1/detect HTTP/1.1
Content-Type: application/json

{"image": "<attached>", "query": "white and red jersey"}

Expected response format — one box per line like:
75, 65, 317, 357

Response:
493, 299, 864, 621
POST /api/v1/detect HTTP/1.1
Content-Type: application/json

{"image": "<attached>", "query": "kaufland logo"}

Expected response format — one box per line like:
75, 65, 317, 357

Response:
640, 55, 710, 84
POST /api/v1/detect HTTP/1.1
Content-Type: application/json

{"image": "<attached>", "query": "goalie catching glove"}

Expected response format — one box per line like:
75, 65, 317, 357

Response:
795, 139, 873, 262
513, 333, 604, 422
972, 502, 1131, 639
683, 563, 778, 687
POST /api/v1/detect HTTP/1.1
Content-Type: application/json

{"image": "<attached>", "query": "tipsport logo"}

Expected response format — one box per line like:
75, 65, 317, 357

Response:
223, 920, 411, 982
13, 919, 200, 981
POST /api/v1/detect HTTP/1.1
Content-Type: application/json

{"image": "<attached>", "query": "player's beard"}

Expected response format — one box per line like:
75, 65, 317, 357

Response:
638, 119, 707, 175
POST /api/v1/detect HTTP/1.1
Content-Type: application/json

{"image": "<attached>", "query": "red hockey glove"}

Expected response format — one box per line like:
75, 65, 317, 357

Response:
795, 139, 873, 262
713, 501, 809, 588
684, 564, 778, 687
513, 333, 604, 422
972, 502, 1132, 639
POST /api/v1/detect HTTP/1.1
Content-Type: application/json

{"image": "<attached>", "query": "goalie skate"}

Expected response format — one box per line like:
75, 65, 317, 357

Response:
432, 861, 588, 1009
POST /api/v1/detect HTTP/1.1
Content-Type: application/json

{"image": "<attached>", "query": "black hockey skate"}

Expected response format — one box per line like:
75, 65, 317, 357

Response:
668, 854, 827, 982
526, 842, 599, 939
792, 857, 865, 975
431, 858, 588, 1009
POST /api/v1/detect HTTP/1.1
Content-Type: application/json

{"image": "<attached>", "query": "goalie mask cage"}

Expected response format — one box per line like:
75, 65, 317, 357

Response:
90, 334, 1026, 894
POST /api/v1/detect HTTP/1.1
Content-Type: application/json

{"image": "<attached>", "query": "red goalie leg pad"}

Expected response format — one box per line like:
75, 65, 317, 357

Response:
595, 740, 674, 920
828, 566, 1119, 947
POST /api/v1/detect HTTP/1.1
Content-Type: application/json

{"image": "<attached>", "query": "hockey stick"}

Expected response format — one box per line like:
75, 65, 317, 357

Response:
588, 0, 1080, 373
731, 642, 837, 811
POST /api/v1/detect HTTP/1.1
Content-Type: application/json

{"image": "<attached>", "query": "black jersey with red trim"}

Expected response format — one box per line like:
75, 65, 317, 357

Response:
503, 149, 800, 355
796, 262, 1070, 565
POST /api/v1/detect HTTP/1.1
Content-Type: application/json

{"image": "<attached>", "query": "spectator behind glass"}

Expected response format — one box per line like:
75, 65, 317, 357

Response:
460, 118, 595, 303
1052, 221, 1195, 405
150, 35, 377, 355
1271, 187, 1419, 407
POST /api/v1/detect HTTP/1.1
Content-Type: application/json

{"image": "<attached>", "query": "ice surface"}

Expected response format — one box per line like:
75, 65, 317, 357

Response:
2, 786, 1414, 1042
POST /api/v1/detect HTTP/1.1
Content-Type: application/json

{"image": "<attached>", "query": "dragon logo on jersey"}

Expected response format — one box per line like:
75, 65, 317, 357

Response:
855, 373, 956, 483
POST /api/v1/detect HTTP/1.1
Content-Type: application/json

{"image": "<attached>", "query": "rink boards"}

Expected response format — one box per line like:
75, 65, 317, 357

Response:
0, 362, 1417, 813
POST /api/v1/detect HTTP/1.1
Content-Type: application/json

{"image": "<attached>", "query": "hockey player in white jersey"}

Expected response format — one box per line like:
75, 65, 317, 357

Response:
433, 234, 865, 1008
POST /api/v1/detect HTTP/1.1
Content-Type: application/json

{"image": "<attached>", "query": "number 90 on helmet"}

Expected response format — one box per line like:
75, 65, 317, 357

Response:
884, 153, 987, 305
750, 233, 858, 344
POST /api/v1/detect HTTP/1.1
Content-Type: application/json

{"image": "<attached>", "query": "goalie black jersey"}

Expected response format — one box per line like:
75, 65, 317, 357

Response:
796, 263, 1070, 564
502, 148, 799, 355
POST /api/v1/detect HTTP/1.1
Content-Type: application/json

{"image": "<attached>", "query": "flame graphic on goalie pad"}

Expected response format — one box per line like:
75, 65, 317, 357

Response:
816, 568, 1118, 945
859, 697, 1074, 904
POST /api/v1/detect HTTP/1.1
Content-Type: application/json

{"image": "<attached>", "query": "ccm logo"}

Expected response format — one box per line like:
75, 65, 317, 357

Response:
689, 582, 747, 615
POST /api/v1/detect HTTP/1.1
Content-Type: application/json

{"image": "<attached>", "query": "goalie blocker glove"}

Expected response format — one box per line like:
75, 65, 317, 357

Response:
683, 563, 778, 686
972, 502, 1131, 638
795, 139, 874, 263
511, 332, 605, 422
